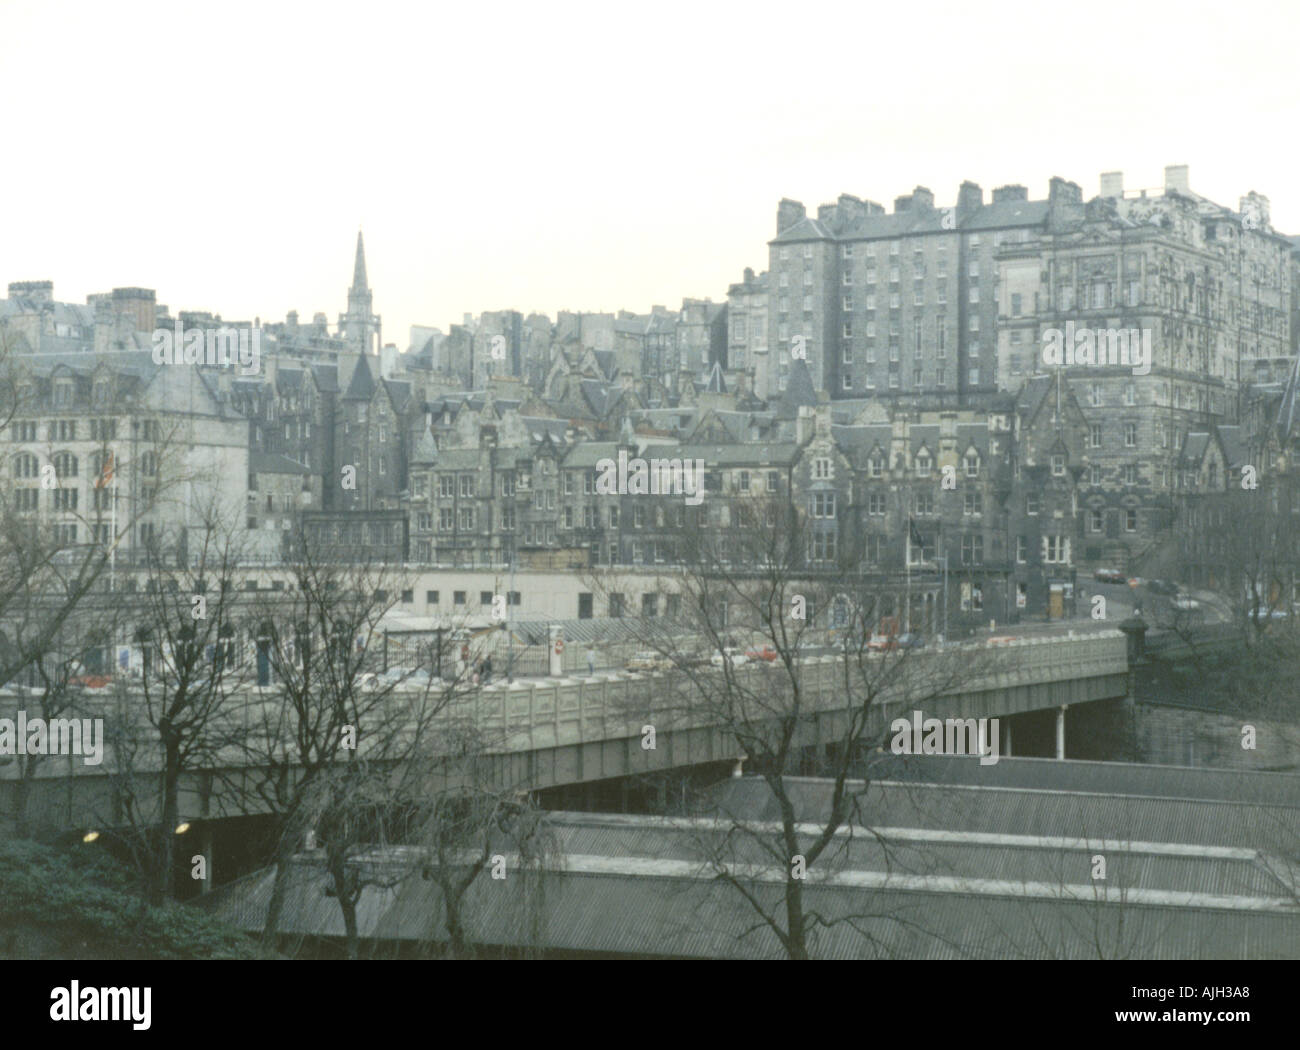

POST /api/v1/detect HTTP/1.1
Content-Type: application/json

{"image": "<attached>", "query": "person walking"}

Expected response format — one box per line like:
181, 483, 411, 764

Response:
587, 644, 597, 675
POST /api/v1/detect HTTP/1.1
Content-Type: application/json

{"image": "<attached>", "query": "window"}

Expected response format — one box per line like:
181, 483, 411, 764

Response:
458, 508, 476, 530
609, 593, 625, 618
1124, 383, 1136, 406
1089, 425, 1102, 449
1026, 493, 1040, 515
439, 475, 454, 498
454, 591, 467, 605
1011, 293, 1022, 316
1123, 463, 1137, 485
1090, 464, 1102, 485
426, 590, 440, 604
1051, 454, 1065, 476
1124, 423, 1137, 448
813, 458, 831, 480
969, 287, 979, 304
1090, 509, 1103, 532
1125, 509, 1138, 532
961, 534, 983, 565
811, 492, 837, 518
963, 492, 981, 515
439, 508, 453, 530
459, 475, 474, 497
1044, 536, 1068, 563
767, 471, 778, 492
964, 454, 979, 478
53, 452, 79, 478
915, 454, 932, 477
809, 530, 836, 561
1016, 536, 1027, 563
915, 492, 934, 515
1090, 384, 1102, 407
868, 493, 886, 515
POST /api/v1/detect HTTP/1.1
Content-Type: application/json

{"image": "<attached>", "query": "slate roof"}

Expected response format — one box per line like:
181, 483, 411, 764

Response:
775, 359, 818, 419
250, 452, 309, 475
771, 217, 834, 244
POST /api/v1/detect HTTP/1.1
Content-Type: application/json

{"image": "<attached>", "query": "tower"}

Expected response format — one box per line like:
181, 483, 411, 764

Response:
339, 230, 381, 355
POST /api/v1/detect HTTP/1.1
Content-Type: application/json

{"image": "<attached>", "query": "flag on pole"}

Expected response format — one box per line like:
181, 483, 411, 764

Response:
94, 451, 115, 489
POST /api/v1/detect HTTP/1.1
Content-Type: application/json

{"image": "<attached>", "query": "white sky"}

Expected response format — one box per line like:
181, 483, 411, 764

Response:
3, 0, 1298, 346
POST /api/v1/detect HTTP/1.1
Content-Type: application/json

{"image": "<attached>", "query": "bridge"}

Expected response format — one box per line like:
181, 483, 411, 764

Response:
3, 629, 1137, 839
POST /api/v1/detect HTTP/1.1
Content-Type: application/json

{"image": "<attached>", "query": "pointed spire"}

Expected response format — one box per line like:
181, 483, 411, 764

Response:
352, 230, 368, 292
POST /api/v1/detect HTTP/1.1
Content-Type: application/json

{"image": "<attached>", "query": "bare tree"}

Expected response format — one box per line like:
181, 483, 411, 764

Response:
590, 495, 987, 958
100, 507, 253, 904
234, 543, 474, 955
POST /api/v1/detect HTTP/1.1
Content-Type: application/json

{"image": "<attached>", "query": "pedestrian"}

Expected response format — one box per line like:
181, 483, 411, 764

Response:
482, 655, 493, 684
587, 645, 596, 675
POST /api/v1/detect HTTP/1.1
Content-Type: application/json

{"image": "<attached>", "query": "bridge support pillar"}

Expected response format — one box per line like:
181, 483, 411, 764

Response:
1056, 705, 1067, 760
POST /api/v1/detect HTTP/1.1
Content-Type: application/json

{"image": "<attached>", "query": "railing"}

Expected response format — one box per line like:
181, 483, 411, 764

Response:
0, 632, 1130, 779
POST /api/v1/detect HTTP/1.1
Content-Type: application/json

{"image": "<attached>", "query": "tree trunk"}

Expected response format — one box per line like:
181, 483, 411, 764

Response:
155, 738, 181, 905
14, 758, 32, 839
785, 877, 809, 959
262, 846, 293, 955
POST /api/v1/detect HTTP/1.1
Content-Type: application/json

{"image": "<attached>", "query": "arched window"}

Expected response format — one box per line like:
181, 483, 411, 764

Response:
53, 452, 78, 478
14, 452, 39, 479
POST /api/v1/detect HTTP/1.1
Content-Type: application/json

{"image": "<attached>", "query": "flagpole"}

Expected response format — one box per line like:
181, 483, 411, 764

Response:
109, 449, 117, 592
905, 516, 912, 634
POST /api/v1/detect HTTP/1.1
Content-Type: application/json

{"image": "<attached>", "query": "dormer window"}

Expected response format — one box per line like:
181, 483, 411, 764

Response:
964, 453, 979, 477
915, 453, 932, 477
868, 456, 883, 479
1051, 454, 1065, 476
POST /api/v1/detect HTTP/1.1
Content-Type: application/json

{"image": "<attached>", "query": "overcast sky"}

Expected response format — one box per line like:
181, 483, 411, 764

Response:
4, 0, 1298, 346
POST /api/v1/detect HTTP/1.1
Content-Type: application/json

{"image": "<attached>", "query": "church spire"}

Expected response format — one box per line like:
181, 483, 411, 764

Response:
352, 229, 368, 292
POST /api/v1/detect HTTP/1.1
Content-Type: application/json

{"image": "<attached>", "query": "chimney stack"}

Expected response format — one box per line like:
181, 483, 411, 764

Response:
1099, 171, 1123, 198
777, 198, 806, 234
1164, 165, 1190, 194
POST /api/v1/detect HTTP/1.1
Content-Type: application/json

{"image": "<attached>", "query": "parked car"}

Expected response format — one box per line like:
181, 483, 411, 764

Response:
710, 647, 749, 668
744, 644, 779, 662
1172, 593, 1201, 611
1147, 579, 1178, 596
895, 633, 925, 650
1094, 568, 1127, 584
626, 651, 672, 672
